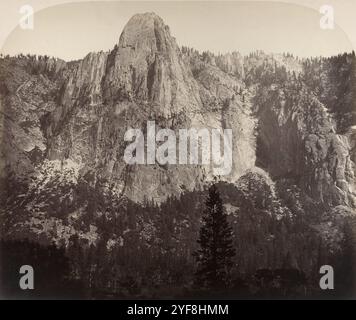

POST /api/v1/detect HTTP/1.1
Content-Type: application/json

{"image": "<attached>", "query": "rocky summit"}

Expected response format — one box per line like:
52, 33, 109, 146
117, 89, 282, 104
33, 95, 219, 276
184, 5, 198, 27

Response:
0, 12, 355, 297
1, 12, 258, 204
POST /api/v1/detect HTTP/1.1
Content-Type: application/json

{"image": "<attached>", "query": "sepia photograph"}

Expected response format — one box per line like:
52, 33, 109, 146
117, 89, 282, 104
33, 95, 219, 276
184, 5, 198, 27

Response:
0, 0, 355, 302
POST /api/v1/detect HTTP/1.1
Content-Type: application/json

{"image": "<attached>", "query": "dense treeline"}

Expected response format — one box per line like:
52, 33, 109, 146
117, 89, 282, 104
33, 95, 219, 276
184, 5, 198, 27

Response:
301, 52, 356, 132
182, 48, 356, 132
1, 174, 353, 298
1, 50, 355, 299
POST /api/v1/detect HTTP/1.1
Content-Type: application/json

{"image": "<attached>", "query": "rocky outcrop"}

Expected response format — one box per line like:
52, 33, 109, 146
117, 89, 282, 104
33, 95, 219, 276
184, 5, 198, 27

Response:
1, 13, 355, 297
0, 12, 354, 210
215, 52, 245, 79
255, 81, 355, 208
103, 13, 202, 116
16, 12, 257, 204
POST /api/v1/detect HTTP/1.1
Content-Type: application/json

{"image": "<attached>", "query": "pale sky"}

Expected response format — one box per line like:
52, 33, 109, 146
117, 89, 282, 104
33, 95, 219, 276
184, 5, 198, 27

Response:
0, 0, 355, 61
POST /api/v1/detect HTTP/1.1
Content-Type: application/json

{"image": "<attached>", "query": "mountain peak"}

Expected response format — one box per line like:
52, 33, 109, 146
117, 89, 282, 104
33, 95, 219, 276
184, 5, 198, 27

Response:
103, 11, 195, 109
118, 12, 171, 52
129, 12, 165, 24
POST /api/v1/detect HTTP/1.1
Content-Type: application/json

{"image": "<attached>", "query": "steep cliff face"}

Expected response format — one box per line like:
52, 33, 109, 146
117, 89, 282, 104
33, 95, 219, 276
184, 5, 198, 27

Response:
1, 13, 258, 205
0, 13, 355, 240
0, 56, 66, 179
30, 13, 205, 203
215, 52, 245, 79
251, 60, 355, 208
103, 13, 202, 116
1, 14, 356, 293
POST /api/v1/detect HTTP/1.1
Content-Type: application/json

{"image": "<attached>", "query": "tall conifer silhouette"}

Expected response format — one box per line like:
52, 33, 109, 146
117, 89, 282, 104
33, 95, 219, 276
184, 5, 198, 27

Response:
194, 184, 236, 289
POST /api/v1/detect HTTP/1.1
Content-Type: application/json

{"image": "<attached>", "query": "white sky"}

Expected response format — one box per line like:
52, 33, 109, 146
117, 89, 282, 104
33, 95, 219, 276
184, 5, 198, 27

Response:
0, 0, 355, 61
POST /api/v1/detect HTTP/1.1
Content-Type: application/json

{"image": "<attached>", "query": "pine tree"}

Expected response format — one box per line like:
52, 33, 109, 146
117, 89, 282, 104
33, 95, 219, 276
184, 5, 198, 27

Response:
194, 184, 236, 289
